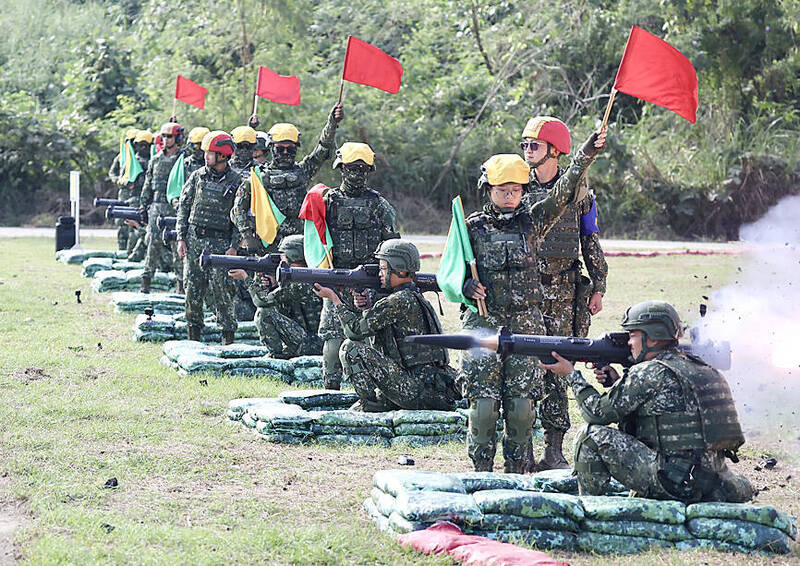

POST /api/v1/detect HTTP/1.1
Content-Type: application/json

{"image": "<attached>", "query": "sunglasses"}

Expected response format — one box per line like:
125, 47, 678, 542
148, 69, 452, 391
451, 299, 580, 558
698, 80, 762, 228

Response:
519, 141, 542, 152
162, 134, 174, 139
274, 145, 296, 154
344, 164, 370, 172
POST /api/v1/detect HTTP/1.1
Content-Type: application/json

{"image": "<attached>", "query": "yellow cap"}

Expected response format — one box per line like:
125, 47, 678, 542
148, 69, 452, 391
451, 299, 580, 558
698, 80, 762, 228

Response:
134, 130, 154, 144
125, 128, 139, 141
231, 126, 257, 144
482, 154, 530, 186
267, 123, 300, 144
188, 127, 210, 144
336, 142, 375, 166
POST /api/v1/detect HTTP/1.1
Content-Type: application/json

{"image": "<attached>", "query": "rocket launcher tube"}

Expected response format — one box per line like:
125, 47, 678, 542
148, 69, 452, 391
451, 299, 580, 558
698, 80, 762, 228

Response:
276, 264, 440, 293
156, 215, 177, 230
94, 198, 129, 207
161, 229, 177, 246
199, 250, 285, 274
105, 206, 147, 225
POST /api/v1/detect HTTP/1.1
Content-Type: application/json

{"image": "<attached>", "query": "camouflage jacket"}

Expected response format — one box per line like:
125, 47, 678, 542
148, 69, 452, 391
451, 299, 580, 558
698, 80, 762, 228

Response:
334, 283, 448, 369
231, 113, 339, 245
140, 149, 180, 210
108, 154, 122, 184
118, 152, 151, 206
184, 151, 205, 177
176, 165, 241, 249
246, 275, 321, 334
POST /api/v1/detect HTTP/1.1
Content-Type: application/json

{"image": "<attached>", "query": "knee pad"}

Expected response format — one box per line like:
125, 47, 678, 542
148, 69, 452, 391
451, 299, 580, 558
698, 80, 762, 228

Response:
469, 398, 500, 445
503, 397, 536, 445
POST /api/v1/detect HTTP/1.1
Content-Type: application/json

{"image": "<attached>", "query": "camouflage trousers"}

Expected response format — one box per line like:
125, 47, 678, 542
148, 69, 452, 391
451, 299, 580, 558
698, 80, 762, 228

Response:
540, 297, 574, 433
143, 203, 175, 278
318, 292, 364, 389
255, 306, 322, 358
117, 223, 131, 251
127, 227, 147, 262
183, 228, 237, 334
339, 339, 459, 411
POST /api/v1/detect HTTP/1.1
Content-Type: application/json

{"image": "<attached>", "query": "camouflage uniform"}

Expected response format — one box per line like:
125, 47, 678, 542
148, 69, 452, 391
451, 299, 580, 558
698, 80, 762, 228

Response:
462, 150, 596, 473
230, 113, 338, 253
318, 185, 399, 389
245, 274, 322, 357
336, 283, 459, 411
176, 165, 241, 338
140, 150, 180, 278
169, 149, 207, 286
107, 154, 129, 250
527, 173, 609, 454
567, 349, 754, 503
120, 149, 151, 258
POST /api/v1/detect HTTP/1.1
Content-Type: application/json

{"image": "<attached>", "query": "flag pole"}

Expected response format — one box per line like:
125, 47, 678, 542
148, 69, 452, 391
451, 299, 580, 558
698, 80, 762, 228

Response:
171, 98, 177, 122
600, 88, 617, 132
325, 247, 335, 269
469, 261, 488, 317
338, 36, 350, 104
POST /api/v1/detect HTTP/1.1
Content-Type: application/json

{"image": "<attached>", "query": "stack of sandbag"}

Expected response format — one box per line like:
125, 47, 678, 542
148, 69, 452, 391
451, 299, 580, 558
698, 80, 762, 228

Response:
362, 469, 797, 555
161, 340, 324, 381
56, 249, 126, 264
133, 313, 260, 343
227, 391, 468, 446
81, 257, 144, 277
110, 292, 186, 315
91, 269, 175, 293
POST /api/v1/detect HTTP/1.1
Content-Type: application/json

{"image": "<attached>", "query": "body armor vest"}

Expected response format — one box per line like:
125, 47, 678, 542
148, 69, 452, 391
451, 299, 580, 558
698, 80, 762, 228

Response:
327, 189, 387, 269
377, 288, 449, 369
468, 210, 542, 312
635, 354, 745, 453
260, 163, 310, 235
188, 167, 240, 232
528, 177, 580, 260
150, 151, 179, 205
184, 153, 205, 177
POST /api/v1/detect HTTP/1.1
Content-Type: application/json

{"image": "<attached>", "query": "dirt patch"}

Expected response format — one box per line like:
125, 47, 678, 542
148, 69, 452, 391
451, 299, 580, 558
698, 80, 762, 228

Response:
9, 367, 51, 383
0, 479, 26, 566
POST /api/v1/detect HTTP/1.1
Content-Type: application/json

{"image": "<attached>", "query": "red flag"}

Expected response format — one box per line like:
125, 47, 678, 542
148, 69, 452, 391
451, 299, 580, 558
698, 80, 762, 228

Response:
613, 26, 698, 123
342, 36, 403, 94
174, 75, 208, 109
299, 184, 329, 244
255, 66, 301, 106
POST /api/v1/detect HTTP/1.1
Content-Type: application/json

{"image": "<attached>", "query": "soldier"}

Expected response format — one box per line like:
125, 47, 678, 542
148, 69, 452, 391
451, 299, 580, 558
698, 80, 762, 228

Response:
176, 131, 241, 344
231, 103, 344, 257
521, 116, 610, 471
120, 130, 153, 258
253, 131, 269, 165
139, 122, 184, 293
185, 127, 211, 175
317, 142, 399, 390
313, 240, 459, 411
540, 301, 754, 503
229, 126, 257, 175
108, 127, 138, 250
460, 134, 606, 473
229, 235, 322, 358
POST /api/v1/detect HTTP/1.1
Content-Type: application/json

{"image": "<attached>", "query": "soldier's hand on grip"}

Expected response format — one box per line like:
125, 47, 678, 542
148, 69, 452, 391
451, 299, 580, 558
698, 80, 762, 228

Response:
538, 351, 574, 376
352, 290, 371, 310
594, 365, 619, 387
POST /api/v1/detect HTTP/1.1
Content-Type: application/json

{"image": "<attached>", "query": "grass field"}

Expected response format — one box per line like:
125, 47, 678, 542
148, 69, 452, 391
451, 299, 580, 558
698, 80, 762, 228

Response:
0, 237, 797, 565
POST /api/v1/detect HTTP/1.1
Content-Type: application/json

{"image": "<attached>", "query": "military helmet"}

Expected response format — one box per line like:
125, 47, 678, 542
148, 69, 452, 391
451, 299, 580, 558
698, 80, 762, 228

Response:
255, 131, 269, 151
231, 126, 257, 145
374, 239, 420, 273
125, 128, 139, 141
621, 300, 683, 341
160, 122, 185, 137
332, 142, 375, 170
188, 127, 210, 144
477, 154, 530, 192
521, 116, 571, 155
277, 235, 305, 263
134, 130, 154, 144
267, 123, 300, 145
201, 130, 235, 156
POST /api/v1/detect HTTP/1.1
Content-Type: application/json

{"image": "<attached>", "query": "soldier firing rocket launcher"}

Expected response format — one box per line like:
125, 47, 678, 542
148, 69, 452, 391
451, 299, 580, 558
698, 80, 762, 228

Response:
406, 326, 731, 371
199, 250, 285, 274
93, 197, 130, 207
105, 206, 147, 225
275, 264, 440, 294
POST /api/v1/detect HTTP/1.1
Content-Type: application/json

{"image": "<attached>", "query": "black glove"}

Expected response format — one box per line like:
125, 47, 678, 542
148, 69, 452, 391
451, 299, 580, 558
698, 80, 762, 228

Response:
580, 131, 604, 158
331, 103, 344, 123
462, 278, 480, 299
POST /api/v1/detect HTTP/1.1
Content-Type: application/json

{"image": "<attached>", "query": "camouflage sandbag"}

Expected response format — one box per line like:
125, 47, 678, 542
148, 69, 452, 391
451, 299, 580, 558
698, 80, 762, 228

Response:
174, 352, 230, 373
477, 529, 577, 551
311, 424, 393, 437
674, 538, 755, 553
389, 434, 464, 447
258, 433, 306, 444
395, 490, 483, 524
373, 470, 467, 497
227, 398, 281, 420
472, 490, 584, 523
134, 313, 175, 331
255, 420, 312, 439
292, 366, 324, 385
81, 257, 114, 277
575, 531, 674, 554
579, 496, 685, 525
110, 260, 144, 272
453, 472, 534, 494
225, 367, 283, 377
686, 517, 792, 554
133, 328, 175, 342
371, 487, 397, 517
388, 511, 431, 534
685, 502, 797, 539
162, 340, 205, 359
91, 270, 127, 292
394, 423, 466, 436
316, 434, 389, 447
392, 410, 466, 426
241, 412, 258, 428
528, 469, 579, 494
208, 343, 272, 359
363, 498, 391, 532
314, 410, 393, 429
279, 390, 359, 409
57, 249, 118, 264
581, 519, 692, 541
477, 513, 580, 533
250, 402, 312, 425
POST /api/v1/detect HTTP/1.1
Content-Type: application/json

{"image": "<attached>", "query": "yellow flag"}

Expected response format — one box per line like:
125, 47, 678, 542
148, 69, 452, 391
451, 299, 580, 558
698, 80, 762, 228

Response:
249, 167, 286, 245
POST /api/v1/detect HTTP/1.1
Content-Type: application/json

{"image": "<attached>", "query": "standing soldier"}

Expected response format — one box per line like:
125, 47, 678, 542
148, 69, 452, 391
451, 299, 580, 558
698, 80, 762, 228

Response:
176, 131, 241, 344
314, 240, 459, 411
229, 126, 257, 175
317, 142, 399, 390
120, 130, 153, 257
521, 116, 609, 470
231, 103, 343, 257
253, 131, 269, 165
229, 235, 322, 358
459, 131, 606, 473
108, 127, 138, 250
185, 127, 211, 175
139, 122, 184, 293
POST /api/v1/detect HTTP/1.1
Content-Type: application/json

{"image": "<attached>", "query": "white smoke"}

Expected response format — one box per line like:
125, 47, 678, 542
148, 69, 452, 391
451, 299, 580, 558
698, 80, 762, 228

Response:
696, 193, 800, 439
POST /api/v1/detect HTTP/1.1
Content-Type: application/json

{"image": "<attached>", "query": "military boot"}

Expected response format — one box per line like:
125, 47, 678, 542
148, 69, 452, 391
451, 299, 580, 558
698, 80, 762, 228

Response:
538, 430, 570, 471
140, 275, 151, 294
221, 331, 235, 345
176, 279, 184, 294
470, 446, 495, 472
323, 371, 342, 391
188, 326, 202, 342
502, 440, 529, 474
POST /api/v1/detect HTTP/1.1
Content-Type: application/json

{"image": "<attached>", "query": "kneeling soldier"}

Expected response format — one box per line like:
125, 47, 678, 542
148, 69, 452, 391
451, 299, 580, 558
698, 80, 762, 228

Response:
313, 240, 460, 411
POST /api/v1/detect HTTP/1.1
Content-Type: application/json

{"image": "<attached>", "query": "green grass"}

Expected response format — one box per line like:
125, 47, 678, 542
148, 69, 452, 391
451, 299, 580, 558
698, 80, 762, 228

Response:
0, 237, 797, 565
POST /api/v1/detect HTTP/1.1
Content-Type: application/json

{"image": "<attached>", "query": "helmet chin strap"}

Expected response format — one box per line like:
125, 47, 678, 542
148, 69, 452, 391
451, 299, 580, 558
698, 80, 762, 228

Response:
528, 143, 558, 170
631, 334, 672, 364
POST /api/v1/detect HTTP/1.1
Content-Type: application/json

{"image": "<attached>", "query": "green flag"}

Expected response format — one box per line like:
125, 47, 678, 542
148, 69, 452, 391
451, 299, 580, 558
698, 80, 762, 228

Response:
118, 141, 143, 185
166, 153, 185, 202
436, 195, 477, 313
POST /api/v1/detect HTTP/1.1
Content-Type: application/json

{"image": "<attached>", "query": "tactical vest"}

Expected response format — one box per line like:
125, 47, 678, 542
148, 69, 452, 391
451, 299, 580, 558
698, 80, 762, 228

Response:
188, 168, 240, 232
184, 153, 205, 177
528, 184, 580, 260
151, 151, 179, 205
230, 156, 254, 176
261, 164, 310, 233
468, 211, 542, 312
635, 354, 745, 453
380, 289, 449, 369
327, 189, 387, 269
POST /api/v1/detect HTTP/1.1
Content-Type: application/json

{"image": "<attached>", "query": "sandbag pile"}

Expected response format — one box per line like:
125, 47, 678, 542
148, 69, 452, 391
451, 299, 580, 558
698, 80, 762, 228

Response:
81, 257, 144, 278
161, 341, 324, 382
91, 269, 176, 293
364, 469, 797, 555
227, 391, 468, 447
110, 292, 186, 315
56, 249, 127, 264
133, 313, 260, 343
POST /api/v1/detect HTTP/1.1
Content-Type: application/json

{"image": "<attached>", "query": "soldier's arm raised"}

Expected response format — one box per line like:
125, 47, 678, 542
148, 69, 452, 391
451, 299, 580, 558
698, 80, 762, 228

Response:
298, 103, 343, 177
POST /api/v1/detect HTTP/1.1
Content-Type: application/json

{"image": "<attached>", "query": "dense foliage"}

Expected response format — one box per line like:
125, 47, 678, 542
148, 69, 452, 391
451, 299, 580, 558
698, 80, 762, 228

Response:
1, 0, 798, 237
